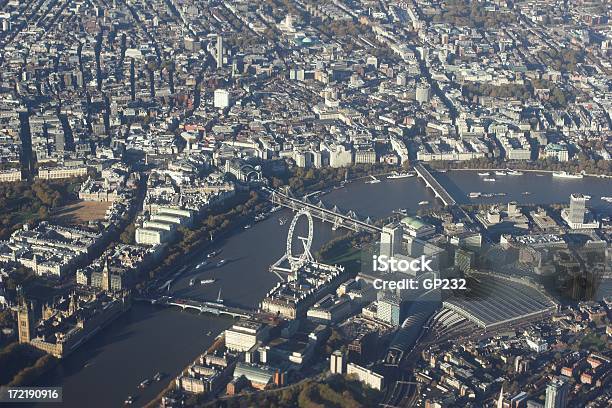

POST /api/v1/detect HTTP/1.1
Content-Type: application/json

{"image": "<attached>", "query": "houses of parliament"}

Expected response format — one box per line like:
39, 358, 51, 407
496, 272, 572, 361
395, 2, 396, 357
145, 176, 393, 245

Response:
17, 266, 132, 358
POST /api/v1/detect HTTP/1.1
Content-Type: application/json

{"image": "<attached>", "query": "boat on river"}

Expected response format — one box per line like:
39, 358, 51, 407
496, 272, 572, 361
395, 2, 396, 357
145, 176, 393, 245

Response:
552, 171, 583, 179
387, 172, 415, 179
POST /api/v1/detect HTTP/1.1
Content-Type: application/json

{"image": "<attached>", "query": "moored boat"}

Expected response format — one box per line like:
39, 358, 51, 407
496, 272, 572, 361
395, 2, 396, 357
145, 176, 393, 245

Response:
552, 171, 583, 179
387, 171, 415, 179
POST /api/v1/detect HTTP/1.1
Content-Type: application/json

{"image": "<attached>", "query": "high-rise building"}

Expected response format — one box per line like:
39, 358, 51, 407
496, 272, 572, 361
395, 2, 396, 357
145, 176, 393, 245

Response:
396, 72, 407, 86
377, 293, 402, 326
568, 194, 586, 225
216, 35, 224, 69
1, 17, 11, 32
545, 377, 568, 408
214, 89, 230, 109
416, 82, 431, 104
75, 70, 84, 87
330, 350, 345, 374
380, 223, 403, 257
510, 391, 529, 408
561, 194, 598, 229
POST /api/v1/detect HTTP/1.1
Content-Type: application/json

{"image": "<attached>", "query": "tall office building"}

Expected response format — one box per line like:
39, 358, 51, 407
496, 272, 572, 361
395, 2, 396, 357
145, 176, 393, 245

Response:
330, 350, 345, 374
214, 89, 230, 109
377, 293, 402, 326
562, 193, 598, 229
1, 16, 10, 32
568, 194, 586, 225
216, 35, 224, 69
416, 82, 431, 104
396, 72, 407, 86
380, 223, 403, 258
545, 377, 568, 408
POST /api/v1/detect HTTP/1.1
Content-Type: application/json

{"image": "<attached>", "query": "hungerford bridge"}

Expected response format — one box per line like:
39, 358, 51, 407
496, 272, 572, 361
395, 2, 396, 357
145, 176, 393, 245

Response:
263, 164, 456, 232
263, 187, 382, 234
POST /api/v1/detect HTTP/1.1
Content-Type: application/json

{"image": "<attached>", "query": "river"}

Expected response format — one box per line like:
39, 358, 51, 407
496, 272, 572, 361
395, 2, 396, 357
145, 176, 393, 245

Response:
436, 170, 612, 210
39, 170, 611, 407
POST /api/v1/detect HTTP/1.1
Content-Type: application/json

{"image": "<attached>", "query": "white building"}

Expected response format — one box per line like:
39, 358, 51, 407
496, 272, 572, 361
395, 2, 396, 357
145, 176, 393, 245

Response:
346, 362, 384, 390
526, 336, 548, 353
224, 320, 269, 352
561, 194, 599, 229
214, 89, 230, 109
329, 350, 345, 374
135, 227, 170, 245
328, 144, 353, 168
543, 143, 569, 161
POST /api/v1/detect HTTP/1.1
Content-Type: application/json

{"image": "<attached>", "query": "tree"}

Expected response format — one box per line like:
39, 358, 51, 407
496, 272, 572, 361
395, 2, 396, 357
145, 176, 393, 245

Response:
120, 223, 136, 244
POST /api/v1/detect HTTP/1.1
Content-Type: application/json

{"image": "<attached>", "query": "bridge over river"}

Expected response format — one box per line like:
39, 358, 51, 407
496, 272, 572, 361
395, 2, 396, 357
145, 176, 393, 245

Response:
135, 296, 253, 319
263, 187, 382, 233
413, 163, 456, 206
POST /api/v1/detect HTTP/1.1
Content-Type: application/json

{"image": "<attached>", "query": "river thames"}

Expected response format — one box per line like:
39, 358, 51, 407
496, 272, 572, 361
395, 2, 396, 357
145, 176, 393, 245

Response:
39, 170, 611, 407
